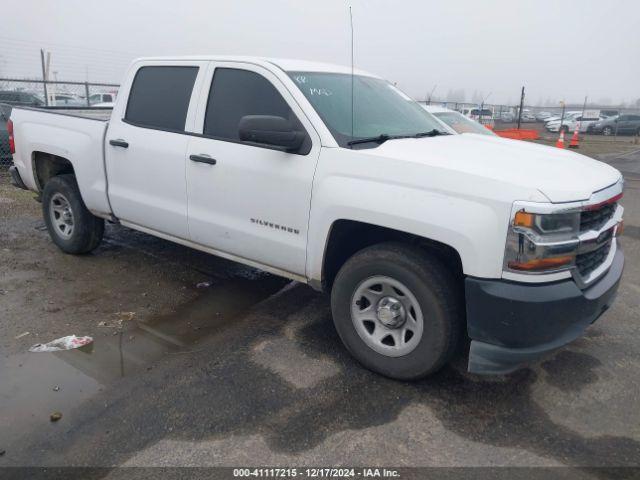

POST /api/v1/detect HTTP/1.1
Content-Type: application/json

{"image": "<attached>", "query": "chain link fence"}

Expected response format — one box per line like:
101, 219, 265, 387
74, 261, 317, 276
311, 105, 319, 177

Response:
0, 78, 119, 167
1, 77, 638, 168
422, 101, 639, 125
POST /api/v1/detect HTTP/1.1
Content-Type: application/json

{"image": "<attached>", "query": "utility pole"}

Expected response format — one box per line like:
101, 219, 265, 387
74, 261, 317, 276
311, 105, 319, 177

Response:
427, 84, 437, 105
85, 65, 91, 106
517, 86, 525, 129
40, 49, 49, 107
580, 95, 587, 135
479, 92, 492, 126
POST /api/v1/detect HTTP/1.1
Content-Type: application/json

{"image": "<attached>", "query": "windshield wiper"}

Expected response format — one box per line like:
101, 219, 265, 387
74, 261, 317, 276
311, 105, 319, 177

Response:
347, 130, 449, 147
347, 134, 395, 146
413, 129, 450, 137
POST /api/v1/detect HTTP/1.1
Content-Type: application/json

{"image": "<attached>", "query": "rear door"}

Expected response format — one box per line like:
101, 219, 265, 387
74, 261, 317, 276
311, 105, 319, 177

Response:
105, 61, 207, 239
578, 113, 601, 132
628, 115, 640, 134
185, 62, 320, 276
616, 115, 630, 133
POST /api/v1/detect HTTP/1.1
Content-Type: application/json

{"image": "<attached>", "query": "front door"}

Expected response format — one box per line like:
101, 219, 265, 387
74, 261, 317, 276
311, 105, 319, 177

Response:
105, 62, 206, 239
185, 62, 320, 276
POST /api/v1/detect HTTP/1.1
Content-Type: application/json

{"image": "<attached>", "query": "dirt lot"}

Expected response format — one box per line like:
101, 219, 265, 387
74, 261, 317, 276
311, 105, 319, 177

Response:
498, 121, 640, 156
1, 142, 640, 475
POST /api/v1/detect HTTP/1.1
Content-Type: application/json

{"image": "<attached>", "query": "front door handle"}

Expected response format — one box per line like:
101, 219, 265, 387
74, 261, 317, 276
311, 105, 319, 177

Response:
109, 139, 129, 148
189, 154, 217, 165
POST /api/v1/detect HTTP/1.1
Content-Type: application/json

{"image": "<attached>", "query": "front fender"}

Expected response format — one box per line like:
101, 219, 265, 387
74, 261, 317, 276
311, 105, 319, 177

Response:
305, 148, 537, 283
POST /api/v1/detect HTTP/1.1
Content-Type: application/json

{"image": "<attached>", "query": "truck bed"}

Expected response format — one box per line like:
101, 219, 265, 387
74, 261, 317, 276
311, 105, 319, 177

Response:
9, 104, 113, 218
8, 105, 113, 121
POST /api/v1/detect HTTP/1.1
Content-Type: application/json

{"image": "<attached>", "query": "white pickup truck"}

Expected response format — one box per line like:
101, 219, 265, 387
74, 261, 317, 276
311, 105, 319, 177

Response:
7, 56, 624, 379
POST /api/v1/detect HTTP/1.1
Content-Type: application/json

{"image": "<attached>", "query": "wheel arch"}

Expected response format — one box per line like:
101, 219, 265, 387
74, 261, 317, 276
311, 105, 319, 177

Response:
32, 151, 76, 191
315, 219, 464, 292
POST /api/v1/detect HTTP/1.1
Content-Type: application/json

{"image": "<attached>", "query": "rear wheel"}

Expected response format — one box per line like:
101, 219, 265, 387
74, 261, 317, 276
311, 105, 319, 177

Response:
42, 174, 104, 254
330, 242, 462, 380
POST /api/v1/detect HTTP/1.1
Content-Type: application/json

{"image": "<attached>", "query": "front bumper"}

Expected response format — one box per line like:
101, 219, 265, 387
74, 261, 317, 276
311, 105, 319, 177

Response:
465, 248, 624, 375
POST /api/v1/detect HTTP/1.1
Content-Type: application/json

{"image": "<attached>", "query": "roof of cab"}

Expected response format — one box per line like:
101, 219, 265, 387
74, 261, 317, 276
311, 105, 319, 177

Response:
132, 56, 379, 77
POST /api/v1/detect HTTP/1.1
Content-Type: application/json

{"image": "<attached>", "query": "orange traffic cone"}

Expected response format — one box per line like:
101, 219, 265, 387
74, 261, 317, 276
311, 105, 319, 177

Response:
555, 129, 566, 149
569, 124, 580, 148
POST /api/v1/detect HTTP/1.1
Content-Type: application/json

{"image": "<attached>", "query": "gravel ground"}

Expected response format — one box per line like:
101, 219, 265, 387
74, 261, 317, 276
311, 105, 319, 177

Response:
0, 143, 639, 476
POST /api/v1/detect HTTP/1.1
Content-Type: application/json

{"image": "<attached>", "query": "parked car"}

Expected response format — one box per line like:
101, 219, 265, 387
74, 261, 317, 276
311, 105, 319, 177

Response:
50, 94, 86, 106
599, 110, 619, 119
535, 111, 554, 122
423, 105, 495, 136
460, 107, 494, 127
89, 92, 117, 105
499, 111, 515, 122
520, 112, 536, 123
9, 56, 624, 379
588, 114, 640, 136
544, 111, 581, 124
0, 104, 12, 164
0, 90, 44, 107
546, 112, 603, 133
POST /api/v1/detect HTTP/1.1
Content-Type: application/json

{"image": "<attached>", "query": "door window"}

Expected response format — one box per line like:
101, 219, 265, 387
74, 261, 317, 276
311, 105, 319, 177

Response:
125, 66, 198, 131
203, 68, 309, 153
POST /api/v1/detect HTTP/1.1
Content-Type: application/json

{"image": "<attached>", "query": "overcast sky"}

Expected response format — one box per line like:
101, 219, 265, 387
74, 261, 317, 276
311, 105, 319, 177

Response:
2, 0, 638, 105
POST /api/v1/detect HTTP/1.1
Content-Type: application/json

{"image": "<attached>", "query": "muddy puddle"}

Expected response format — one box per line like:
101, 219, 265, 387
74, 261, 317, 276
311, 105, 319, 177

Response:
0, 273, 290, 445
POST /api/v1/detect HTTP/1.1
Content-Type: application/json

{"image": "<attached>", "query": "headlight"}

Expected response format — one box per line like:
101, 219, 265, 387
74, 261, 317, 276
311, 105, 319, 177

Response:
504, 210, 580, 272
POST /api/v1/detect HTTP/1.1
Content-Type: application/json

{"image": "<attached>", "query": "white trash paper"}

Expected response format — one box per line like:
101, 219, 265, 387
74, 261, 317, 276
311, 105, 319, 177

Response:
29, 335, 93, 352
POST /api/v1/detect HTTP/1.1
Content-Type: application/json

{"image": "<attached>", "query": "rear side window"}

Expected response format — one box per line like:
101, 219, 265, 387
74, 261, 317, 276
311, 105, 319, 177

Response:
204, 68, 301, 142
125, 66, 198, 131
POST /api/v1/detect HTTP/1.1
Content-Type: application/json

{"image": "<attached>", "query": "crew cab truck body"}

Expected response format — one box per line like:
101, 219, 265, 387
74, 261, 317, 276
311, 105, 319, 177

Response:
8, 56, 624, 379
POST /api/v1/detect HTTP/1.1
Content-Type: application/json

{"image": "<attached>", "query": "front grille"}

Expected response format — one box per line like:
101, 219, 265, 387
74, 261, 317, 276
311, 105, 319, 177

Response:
580, 202, 616, 232
576, 241, 612, 277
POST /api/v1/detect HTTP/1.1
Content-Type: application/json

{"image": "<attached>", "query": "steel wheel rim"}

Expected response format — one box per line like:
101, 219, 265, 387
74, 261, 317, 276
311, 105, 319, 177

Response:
49, 193, 75, 239
351, 275, 424, 357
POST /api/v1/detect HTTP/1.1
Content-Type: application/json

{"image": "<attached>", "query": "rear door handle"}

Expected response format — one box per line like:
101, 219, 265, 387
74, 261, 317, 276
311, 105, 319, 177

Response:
109, 139, 129, 148
189, 154, 217, 165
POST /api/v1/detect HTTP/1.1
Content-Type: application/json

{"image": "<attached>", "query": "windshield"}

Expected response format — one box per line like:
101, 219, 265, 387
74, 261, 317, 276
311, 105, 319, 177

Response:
433, 112, 496, 136
288, 71, 445, 148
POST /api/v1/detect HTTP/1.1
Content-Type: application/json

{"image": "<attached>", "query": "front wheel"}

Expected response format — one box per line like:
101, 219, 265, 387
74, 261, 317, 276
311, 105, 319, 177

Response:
42, 174, 104, 254
603, 126, 613, 136
330, 242, 463, 380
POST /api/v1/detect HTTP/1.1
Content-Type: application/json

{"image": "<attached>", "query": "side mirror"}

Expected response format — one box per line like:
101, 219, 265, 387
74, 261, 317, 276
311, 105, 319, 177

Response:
239, 115, 305, 153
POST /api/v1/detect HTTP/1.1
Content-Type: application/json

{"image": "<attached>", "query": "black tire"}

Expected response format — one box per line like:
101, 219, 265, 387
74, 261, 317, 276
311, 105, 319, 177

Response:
330, 242, 463, 380
603, 126, 613, 136
562, 125, 569, 134
42, 174, 104, 254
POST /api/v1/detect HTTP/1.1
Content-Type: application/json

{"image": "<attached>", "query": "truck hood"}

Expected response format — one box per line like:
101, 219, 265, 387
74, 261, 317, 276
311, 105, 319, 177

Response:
365, 133, 621, 203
